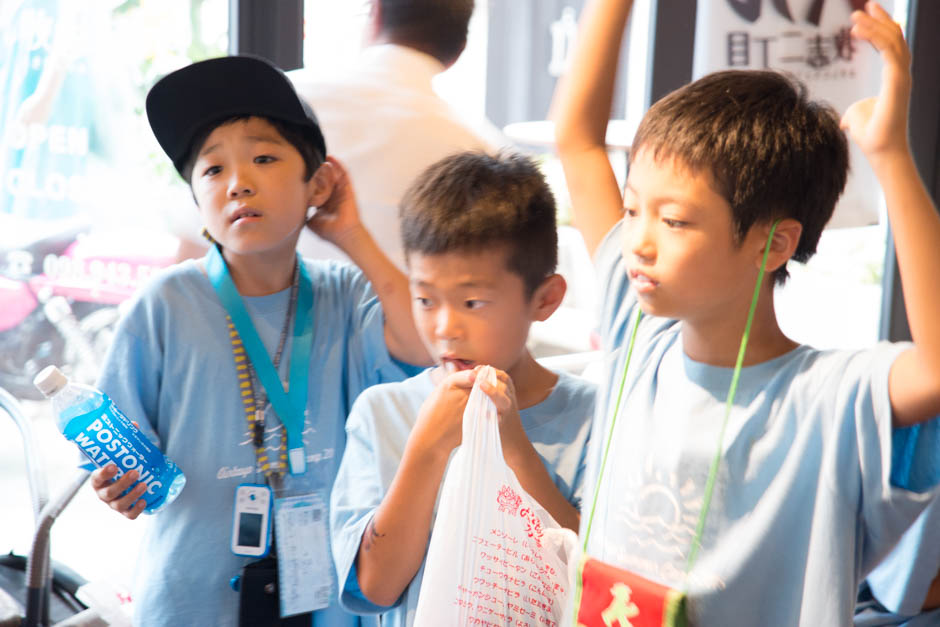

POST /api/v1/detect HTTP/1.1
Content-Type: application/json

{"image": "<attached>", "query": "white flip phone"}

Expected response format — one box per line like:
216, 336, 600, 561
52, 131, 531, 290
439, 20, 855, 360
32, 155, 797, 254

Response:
231, 483, 272, 557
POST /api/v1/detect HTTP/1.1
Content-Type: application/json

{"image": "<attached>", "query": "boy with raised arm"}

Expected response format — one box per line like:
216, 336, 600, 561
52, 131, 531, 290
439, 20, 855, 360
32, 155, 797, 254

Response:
330, 152, 595, 627
89, 56, 427, 626
553, 0, 940, 624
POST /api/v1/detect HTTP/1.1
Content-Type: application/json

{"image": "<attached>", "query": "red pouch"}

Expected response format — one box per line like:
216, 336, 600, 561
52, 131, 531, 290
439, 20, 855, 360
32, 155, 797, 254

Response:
576, 556, 687, 627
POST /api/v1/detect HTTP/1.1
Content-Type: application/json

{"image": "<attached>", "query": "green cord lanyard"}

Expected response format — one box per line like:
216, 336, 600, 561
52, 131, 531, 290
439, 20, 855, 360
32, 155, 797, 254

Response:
582, 219, 782, 577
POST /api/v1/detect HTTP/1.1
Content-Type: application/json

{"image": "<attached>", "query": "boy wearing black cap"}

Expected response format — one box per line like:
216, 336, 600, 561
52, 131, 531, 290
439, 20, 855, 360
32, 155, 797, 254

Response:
89, 56, 428, 626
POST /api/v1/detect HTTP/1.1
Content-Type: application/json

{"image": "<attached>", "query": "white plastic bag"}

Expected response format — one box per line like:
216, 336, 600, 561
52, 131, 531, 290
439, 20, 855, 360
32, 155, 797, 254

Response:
414, 366, 578, 627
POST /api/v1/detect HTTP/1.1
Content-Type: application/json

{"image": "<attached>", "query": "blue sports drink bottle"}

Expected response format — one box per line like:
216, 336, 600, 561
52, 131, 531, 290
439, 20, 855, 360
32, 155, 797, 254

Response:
34, 365, 186, 513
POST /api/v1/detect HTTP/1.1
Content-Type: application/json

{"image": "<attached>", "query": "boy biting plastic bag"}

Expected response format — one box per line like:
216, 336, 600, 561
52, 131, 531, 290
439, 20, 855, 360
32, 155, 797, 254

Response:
415, 366, 578, 627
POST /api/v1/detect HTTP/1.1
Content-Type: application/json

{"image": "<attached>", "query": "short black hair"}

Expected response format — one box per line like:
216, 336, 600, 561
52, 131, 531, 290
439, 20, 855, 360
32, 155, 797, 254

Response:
378, 0, 474, 64
632, 69, 849, 284
401, 151, 558, 298
180, 115, 324, 185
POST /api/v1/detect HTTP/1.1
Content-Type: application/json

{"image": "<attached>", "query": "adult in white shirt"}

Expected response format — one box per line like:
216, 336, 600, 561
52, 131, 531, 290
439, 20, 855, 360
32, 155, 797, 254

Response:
289, 0, 503, 269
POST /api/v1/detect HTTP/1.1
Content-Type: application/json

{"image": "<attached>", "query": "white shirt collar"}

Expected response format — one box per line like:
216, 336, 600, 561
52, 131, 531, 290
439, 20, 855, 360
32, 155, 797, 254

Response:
354, 44, 446, 88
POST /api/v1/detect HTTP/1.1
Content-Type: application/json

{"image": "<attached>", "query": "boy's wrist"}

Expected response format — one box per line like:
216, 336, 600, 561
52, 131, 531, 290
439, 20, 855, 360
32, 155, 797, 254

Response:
866, 144, 915, 176
500, 430, 536, 470
405, 426, 455, 468
328, 223, 370, 254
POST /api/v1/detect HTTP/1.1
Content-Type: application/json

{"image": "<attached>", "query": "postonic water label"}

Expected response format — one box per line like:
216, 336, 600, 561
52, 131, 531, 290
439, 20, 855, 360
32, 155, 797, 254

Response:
61, 395, 171, 509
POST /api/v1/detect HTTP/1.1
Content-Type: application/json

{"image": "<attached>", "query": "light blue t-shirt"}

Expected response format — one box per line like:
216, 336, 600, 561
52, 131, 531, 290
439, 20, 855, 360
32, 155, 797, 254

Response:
96, 257, 409, 627
330, 367, 595, 627
855, 499, 940, 626
581, 221, 940, 626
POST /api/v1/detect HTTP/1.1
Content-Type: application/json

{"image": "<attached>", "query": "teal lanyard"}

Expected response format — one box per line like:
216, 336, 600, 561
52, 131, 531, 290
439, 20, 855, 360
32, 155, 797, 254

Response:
582, 220, 781, 573
206, 245, 315, 475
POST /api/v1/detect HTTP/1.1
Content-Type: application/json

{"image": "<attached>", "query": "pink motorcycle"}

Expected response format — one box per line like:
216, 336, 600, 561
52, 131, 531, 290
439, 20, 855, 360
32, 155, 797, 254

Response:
0, 221, 177, 400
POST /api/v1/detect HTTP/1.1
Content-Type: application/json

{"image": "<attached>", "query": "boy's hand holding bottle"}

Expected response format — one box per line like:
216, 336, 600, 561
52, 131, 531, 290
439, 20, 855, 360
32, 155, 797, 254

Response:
34, 365, 185, 520
91, 464, 148, 520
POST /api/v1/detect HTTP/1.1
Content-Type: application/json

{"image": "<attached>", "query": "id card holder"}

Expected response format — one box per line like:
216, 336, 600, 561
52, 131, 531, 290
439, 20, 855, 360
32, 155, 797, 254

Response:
577, 556, 688, 627
274, 492, 332, 617
231, 483, 273, 558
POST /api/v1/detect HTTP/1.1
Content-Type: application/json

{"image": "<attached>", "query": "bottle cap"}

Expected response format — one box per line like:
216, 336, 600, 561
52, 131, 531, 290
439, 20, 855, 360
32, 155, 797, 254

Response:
33, 365, 68, 398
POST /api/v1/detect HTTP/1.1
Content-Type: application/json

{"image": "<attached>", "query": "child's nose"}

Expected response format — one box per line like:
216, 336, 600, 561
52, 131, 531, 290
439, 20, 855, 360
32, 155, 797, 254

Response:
227, 166, 255, 198
627, 215, 656, 262
435, 306, 461, 341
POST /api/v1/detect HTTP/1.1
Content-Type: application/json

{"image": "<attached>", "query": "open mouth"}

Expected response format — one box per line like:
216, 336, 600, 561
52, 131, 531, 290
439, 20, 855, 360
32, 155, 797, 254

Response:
441, 357, 475, 372
231, 208, 263, 224
629, 269, 659, 291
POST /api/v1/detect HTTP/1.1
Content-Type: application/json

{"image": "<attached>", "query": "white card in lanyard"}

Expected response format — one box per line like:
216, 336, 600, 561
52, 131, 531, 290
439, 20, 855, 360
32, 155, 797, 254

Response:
206, 245, 314, 475
274, 492, 332, 616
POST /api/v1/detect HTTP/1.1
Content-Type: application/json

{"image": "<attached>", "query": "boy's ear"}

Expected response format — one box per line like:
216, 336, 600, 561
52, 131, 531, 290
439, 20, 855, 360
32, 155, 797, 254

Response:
306, 160, 336, 208
529, 274, 567, 322
756, 218, 802, 273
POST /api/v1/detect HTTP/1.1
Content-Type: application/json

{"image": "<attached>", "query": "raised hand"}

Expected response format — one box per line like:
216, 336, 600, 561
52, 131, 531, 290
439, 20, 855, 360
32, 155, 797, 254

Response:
840, 1, 911, 163
305, 156, 365, 249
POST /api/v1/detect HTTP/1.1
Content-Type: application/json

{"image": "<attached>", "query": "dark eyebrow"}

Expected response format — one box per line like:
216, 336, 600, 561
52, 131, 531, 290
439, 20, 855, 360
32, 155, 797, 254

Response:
624, 181, 707, 213
199, 143, 221, 157
244, 134, 287, 145
411, 279, 498, 290
198, 134, 287, 158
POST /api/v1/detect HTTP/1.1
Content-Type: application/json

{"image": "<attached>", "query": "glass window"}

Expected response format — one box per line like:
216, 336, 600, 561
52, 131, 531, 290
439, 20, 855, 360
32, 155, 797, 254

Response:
1, 0, 227, 590
775, 1, 910, 350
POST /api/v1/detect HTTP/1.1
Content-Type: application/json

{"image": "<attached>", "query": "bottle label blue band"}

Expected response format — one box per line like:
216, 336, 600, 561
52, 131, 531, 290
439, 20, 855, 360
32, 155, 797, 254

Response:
63, 395, 172, 508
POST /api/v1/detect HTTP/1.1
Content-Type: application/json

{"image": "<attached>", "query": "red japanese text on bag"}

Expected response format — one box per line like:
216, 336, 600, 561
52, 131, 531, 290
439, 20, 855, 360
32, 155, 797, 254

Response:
414, 366, 577, 627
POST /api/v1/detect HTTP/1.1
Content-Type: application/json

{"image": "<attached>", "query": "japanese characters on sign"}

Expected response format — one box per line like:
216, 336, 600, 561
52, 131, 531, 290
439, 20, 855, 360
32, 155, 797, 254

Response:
693, 0, 891, 227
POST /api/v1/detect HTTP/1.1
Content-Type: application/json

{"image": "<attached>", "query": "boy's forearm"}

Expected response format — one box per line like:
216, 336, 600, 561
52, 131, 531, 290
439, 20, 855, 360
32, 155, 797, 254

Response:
354, 444, 449, 606
504, 441, 580, 532
550, 0, 634, 256
334, 226, 430, 366
923, 568, 940, 610
878, 152, 940, 345
879, 151, 940, 421
551, 0, 633, 152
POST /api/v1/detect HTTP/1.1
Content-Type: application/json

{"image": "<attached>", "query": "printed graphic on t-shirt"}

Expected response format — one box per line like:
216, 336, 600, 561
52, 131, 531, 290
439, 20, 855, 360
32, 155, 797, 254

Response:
213, 411, 332, 480
600, 452, 725, 589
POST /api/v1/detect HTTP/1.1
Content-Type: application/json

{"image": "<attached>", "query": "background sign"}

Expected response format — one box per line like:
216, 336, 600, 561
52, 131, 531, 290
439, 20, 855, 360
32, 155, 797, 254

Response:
692, 0, 892, 228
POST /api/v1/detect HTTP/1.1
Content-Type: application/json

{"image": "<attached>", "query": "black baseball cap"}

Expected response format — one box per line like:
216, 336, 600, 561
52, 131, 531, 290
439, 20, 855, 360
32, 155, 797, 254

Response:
146, 55, 327, 177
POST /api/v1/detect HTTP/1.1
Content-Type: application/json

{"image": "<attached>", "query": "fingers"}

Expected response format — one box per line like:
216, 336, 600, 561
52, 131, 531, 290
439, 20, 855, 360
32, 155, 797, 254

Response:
850, 1, 908, 65
123, 498, 147, 520
93, 464, 148, 519
90, 463, 119, 490
840, 97, 875, 131
324, 155, 348, 180
474, 367, 517, 413
865, 0, 892, 21
440, 366, 476, 389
